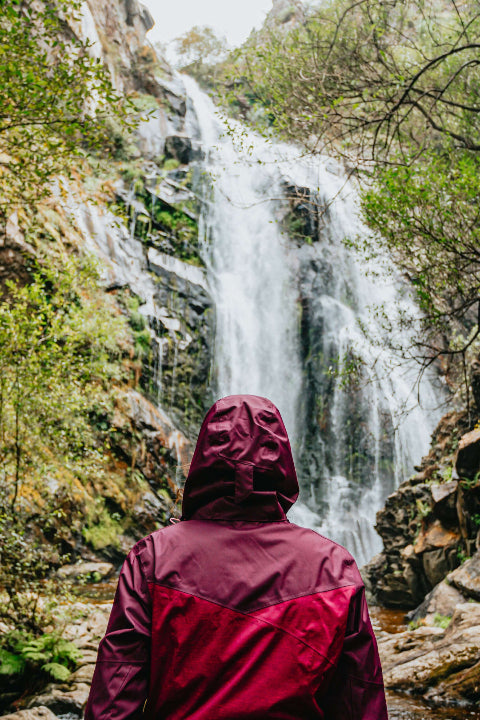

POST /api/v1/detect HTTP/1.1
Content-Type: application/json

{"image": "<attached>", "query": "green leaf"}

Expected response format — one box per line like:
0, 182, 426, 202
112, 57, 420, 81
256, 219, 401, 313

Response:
0, 648, 26, 676
42, 662, 71, 681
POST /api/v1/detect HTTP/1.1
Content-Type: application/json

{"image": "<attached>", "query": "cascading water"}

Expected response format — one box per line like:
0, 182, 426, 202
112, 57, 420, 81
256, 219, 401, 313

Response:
184, 79, 302, 443
185, 77, 443, 566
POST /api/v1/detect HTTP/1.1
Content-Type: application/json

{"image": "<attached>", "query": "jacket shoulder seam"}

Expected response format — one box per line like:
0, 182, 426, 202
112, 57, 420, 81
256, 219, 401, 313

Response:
248, 583, 359, 612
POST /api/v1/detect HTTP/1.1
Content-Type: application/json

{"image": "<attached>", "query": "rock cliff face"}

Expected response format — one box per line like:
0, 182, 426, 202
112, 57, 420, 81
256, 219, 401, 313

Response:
364, 410, 480, 607
0, 0, 213, 584
77, 1, 215, 439
364, 408, 480, 707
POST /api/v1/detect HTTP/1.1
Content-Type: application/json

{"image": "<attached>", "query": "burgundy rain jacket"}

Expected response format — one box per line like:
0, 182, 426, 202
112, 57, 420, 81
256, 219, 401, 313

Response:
85, 395, 388, 720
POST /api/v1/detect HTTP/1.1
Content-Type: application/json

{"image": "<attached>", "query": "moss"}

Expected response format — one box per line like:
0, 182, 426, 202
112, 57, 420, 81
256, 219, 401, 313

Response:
163, 158, 180, 172
82, 505, 123, 551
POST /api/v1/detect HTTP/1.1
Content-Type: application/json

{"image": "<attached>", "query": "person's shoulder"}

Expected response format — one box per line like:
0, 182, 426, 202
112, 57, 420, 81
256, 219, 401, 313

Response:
286, 521, 363, 586
124, 522, 179, 572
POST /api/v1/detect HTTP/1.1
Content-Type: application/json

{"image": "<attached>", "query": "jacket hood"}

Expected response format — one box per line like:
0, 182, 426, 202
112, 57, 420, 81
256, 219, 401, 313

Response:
182, 395, 299, 521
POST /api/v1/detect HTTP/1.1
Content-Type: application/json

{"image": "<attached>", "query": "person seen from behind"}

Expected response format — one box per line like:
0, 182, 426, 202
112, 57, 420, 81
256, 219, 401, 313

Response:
86, 394, 388, 719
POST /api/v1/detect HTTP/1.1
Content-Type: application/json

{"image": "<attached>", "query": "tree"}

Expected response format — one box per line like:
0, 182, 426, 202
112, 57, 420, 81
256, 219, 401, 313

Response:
173, 25, 228, 85
0, 0, 130, 230
230, 0, 480, 400
0, 255, 128, 633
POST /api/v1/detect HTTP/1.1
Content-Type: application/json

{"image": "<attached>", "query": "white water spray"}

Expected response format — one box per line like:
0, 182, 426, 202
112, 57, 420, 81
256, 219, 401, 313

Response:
185, 78, 302, 444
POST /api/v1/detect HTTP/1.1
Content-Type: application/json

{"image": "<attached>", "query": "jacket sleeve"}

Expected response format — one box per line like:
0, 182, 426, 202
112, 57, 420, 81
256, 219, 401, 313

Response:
85, 544, 152, 720
317, 585, 388, 720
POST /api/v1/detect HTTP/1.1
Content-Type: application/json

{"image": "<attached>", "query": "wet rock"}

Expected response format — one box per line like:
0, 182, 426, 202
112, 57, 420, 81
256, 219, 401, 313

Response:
414, 519, 460, 555
447, 551, 480, 600
164, 135, 193, 165
57, 562, 114, 582
430, 480, 458, 522
146, 250, 215, 433
113, 387, 191, 477
149, 177, 199, 221
133, 489, 169, 533
379, 602, 480, 705
456, 428, 480, 479
27, 683, 90, 716
1, 708, 58, 720
406, 580, 466, 625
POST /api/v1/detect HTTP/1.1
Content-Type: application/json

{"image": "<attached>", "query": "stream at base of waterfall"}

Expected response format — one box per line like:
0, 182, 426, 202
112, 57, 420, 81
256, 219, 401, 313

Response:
184, 76, 444, 568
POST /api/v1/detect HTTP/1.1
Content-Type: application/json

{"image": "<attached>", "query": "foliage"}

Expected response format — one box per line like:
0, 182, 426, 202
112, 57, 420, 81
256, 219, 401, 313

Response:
433, 613, 451, 629
82, 501, 123, 551
0, 630, 82, 682
362, 148, 480, 391
416, 498, 431, 519
174, 25, 228, 86
0, 0, 132, 224
227, 0, 480, 395
457, 547, 471, 564
471, 513, 480, 529
234, 0, 480, 161
0, 255, 128, 632
460, 473, 480, 490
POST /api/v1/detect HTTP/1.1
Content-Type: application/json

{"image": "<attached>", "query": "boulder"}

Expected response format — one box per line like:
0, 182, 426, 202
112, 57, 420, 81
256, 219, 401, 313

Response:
406, 579, 466, 625
422, 547, 458, 587
413, 519, 460, 555
164, 135, 193, 165
27, 683, 90, 716
413, 520, 460, 587
57, 561, 114, 582
448, 551, 480, 601
430, 480, 458, 522
455, 428, 480, 479
1, 708, 58, 720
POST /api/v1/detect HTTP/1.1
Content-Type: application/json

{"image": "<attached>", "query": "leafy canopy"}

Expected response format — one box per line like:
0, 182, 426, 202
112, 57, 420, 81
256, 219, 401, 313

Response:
173, 25, 228, 86
0, 0, 131, 220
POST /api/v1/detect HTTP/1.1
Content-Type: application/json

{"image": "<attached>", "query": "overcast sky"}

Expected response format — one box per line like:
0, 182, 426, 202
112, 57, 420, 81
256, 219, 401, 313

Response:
141, 0, 275, 50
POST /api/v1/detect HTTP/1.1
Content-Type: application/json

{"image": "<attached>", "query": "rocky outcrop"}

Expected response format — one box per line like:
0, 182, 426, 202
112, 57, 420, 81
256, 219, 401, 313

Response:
363, 410, 480, 607
265, 0, 306, 30
447, 552, 480, 601
111, 387, 191, 489
363, 409, 480, 707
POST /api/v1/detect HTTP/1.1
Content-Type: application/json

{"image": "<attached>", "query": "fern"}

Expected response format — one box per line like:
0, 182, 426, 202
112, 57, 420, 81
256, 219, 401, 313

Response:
42, 662, 72, 682
0, 648, 26, 676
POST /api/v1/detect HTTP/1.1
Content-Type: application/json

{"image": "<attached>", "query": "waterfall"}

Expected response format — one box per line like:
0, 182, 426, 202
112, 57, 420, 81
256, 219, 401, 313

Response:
185, 76, 443, 566
185, 78, 303, 444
